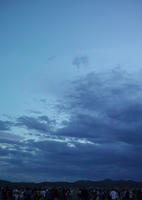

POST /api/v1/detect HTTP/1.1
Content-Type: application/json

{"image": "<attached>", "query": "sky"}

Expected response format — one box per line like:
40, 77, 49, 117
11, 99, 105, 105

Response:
1, 0, 142, 182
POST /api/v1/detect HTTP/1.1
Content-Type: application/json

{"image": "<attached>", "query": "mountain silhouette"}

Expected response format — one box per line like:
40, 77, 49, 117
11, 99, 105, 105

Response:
0, 179, 142, 189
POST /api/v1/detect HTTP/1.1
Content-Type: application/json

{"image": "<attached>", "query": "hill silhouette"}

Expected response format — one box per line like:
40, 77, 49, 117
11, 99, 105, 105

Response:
0, 179, 142, 189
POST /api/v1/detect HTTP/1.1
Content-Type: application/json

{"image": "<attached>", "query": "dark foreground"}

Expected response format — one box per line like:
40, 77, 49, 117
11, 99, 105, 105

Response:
0, 186, 142, 200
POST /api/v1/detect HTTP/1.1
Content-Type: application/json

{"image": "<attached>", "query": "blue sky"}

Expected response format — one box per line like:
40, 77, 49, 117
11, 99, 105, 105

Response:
1, 0, 142, 182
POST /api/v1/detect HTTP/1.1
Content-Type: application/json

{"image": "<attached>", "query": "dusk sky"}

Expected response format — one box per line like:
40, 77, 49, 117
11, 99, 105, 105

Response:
1, 0, 142, 182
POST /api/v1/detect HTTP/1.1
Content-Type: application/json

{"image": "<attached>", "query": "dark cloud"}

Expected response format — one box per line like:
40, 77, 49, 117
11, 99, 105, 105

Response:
51, 67, 142, 180
1, 67, 142, 181
16, 115, 54, 133
0, 120, 13, 131
63, 68, 142, 114
72, 56, 89, 68
108, 103, 142, 122
1, 138, 142, 181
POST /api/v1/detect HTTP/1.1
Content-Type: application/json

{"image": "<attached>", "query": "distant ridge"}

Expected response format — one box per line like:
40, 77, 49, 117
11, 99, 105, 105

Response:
0, 179, 142, 189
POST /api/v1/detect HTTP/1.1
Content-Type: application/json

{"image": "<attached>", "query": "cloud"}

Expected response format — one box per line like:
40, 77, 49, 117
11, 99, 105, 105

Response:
16, 115, 55, 133
47, 56, 56, 62
1, 67, 142, 181
108, 103, 142, 122
0, 120, 13, 131
51, 67, 142, 180
27, 109, 42, 114
57, 68, 142, 144
1, 138, 142, 181
72, 56, 89, 68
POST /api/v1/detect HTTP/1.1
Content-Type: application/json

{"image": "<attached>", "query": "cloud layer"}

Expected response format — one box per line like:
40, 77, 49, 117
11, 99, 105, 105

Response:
0, 68, 142, 182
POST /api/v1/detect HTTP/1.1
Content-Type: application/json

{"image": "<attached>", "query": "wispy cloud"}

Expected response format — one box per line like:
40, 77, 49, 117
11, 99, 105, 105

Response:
72, 56, 89, 68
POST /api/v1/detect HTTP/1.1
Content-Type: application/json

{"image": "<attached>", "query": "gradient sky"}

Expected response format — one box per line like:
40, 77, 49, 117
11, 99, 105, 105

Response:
1, 0, 142, 182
